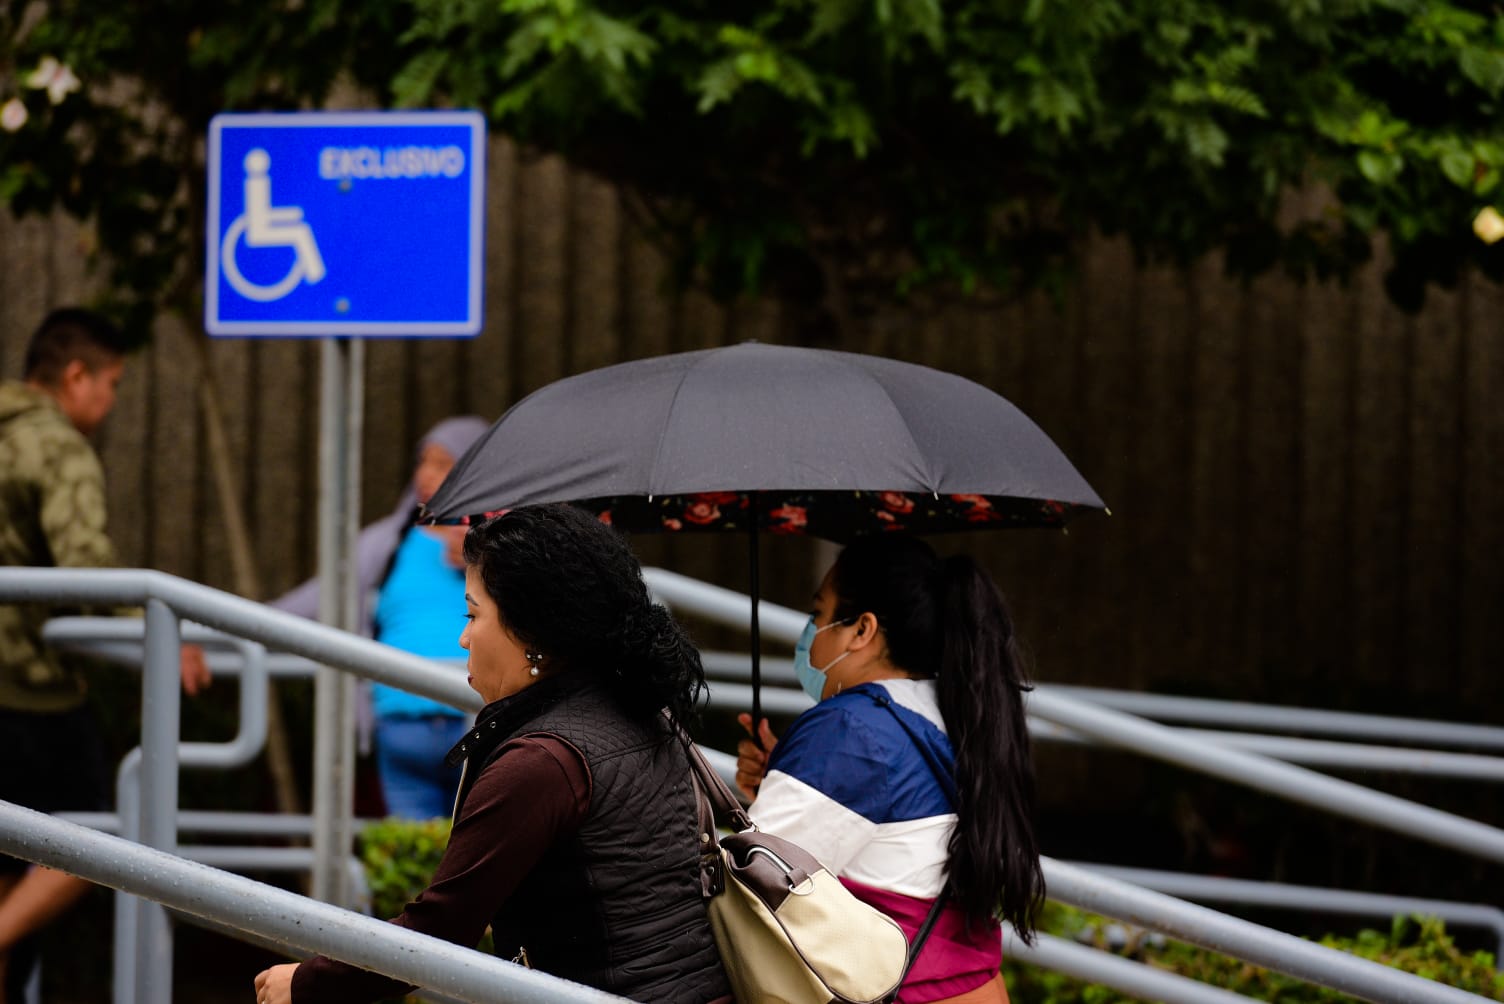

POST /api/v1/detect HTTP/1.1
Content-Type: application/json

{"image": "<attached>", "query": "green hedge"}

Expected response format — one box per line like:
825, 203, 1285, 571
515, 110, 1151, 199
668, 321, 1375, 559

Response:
1003, 904, 1504, 1002
359, 817, 455, 921
360, 820, 1503, 1001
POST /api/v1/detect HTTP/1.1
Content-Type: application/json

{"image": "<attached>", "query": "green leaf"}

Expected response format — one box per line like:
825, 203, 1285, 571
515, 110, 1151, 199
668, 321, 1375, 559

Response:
808, 0, 865, 40
1439, 146, 1476, 188
1459, 46, 1504, 95
1357, 148, 1405, 184
1184, 116, 1229, 165
1030, 78, 1083, 132
951, 63, 994, 115
391, 49, 447, 108
696, 58, 743, 112
826, 99, 877, 157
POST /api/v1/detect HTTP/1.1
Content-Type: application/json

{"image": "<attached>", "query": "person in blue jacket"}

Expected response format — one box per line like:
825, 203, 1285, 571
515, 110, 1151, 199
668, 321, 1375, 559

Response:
735, 534, 1044, 1004
272, 416, 488, 818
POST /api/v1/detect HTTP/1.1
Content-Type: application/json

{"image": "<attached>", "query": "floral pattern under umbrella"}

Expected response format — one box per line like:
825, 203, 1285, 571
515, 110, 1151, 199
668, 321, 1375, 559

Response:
451, 490, 1084, 540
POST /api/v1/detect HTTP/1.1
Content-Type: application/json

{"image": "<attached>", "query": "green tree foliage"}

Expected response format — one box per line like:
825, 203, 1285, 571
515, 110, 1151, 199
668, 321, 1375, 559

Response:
5, 0, 1504, 326
391, 0, 1504, 315
0, 0, 407, 332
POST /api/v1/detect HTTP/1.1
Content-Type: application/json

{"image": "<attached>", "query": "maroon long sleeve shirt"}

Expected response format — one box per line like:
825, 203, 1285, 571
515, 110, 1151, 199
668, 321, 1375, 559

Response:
292, 735, 591, 1002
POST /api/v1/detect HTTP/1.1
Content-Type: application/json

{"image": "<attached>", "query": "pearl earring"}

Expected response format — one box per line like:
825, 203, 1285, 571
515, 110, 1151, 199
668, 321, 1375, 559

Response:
526, 650, 543, 677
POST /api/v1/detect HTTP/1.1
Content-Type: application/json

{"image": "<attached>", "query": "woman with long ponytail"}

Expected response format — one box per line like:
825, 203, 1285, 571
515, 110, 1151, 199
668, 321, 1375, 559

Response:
736, 534, 1043, 1003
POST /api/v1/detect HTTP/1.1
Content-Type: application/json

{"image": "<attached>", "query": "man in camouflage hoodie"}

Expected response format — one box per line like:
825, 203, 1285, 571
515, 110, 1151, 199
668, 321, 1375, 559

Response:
0, 309, 124, 710
0, 309, 206, 1000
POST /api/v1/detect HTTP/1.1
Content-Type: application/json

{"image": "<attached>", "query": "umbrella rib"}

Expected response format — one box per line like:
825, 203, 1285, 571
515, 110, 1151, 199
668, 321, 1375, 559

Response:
840, 353, 939, 493
644, 355, 705, 497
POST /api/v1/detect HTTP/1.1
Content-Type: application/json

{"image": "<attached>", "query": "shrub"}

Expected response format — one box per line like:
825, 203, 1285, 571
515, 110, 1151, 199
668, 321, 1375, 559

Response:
357, 816, 453, 921
1003, 905, 1504, 1002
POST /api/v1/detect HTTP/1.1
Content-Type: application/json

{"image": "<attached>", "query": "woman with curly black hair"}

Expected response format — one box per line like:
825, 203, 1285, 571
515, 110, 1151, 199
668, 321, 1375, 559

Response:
735, 534, 1043, 1004
256, 504, 730, 1004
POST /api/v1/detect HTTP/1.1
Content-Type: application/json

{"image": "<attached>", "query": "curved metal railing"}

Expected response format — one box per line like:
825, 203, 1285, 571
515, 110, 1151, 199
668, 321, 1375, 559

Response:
0, 566, 1496, 1003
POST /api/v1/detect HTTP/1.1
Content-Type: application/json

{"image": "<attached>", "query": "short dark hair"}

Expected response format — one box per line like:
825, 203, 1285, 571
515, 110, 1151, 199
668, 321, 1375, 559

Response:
23, 309, 129, 386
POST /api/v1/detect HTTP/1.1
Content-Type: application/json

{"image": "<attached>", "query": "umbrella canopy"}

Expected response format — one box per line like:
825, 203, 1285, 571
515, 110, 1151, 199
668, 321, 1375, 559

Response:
421, 342, 1104, 534
422, 342, 1105, 733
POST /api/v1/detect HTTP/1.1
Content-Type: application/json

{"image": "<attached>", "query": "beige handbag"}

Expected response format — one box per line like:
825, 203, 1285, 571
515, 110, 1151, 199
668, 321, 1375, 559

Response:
681, 735, 919, 1004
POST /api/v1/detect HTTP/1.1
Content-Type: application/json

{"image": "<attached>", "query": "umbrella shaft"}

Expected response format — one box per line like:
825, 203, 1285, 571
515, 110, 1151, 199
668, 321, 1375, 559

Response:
749, 498, 762, 744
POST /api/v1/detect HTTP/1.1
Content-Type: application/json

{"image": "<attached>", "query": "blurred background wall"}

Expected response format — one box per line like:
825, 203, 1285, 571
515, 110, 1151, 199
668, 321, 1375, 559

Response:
3, 135, 1502, 897
5, 135, 1498, 715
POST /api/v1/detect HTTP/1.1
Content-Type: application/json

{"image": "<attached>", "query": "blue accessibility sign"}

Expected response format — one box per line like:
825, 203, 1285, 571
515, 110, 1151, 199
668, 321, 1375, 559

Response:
206, 111, 486, 336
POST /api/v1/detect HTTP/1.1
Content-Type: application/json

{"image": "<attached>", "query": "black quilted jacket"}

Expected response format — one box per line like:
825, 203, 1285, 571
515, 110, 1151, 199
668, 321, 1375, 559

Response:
449, 673, 730, 1003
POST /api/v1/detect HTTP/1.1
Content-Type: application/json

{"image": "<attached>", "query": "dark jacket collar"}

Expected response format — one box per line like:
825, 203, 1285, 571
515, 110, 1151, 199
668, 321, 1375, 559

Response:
444, 670, 592, 768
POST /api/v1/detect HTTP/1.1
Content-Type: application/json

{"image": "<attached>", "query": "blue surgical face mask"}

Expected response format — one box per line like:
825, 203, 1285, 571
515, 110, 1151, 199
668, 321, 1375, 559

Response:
792, 616, 850, 702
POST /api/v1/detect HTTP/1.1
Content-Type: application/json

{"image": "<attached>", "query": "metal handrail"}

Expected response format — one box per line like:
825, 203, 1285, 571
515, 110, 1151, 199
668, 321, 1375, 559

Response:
1032, 720, 1504, 782
1069, 863, 1504, 955
1048, 684, 1504, 752
61, 611, 1504, 783
0, 568, 484, 710
646, 566, 1503, 1000
646, 571, 1504, 861
698, 654, 1504, 782
705, 689, 1504, 862
1013, 933, 1259, 1004
69, 623, 1504, 770
44, 615, 747, 803
2, 567, 1493, 1003
17, 582, 756, 1004
1042, 860, 1486, 1003
0, 800, 620, 1004
0, 568, 486, 1003
1025, 690, 1504, 863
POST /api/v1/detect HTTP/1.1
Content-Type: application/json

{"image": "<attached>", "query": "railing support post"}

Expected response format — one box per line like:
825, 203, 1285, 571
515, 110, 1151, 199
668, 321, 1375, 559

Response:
138, 598, 181, 1002
312, 337, 362, 906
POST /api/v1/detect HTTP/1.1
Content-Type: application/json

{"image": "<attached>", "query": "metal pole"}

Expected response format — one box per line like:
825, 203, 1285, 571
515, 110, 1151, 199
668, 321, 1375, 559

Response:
1043, 859, 1488, 1003
748, 501, 762, 736
1027, 689, 1504, 863
1048, 684, 1504, 752
20, 588, 482, 709
312, 338, 344, 905
0, 802, 621, 1004
336, 339, 363, 897
1012, 932, 1258, 1004
1026, 718, 1504, 781
313, 337, 362, 906
642, 567, 807, 640
139, 598, 181, 1003
1073, 863, 1504, 955
111, 749, 141, 1004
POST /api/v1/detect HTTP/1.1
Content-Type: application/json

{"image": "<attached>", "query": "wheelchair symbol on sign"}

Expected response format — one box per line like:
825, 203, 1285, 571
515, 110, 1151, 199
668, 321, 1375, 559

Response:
221, 148, 327, 302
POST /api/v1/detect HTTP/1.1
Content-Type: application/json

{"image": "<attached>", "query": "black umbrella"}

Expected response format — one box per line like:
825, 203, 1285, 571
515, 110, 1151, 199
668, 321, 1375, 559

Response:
421, 342, 1104, 727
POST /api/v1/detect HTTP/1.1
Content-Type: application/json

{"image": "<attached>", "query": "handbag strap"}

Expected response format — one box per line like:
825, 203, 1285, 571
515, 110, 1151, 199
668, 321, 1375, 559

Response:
673, 699, 951, 976
670, 720, 754, 833
868, 688, 957, 979
866, 689, 959, 811
905, 891, 948, 975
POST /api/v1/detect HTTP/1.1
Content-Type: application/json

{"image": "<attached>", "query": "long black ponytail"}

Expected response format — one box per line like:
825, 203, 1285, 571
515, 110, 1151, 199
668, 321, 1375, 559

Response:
830, 536, 1044, 941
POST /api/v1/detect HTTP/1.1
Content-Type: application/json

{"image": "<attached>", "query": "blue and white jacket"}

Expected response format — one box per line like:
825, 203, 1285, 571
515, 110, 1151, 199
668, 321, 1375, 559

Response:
750, 678, 1003, 1002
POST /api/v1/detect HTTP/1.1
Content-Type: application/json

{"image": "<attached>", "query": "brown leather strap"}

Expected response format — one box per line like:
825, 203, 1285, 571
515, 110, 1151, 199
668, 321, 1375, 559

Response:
681, 729, 755, 832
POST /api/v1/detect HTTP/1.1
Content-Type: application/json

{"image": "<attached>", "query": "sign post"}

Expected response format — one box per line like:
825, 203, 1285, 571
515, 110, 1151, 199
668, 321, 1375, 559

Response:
204, 111, 485, 915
